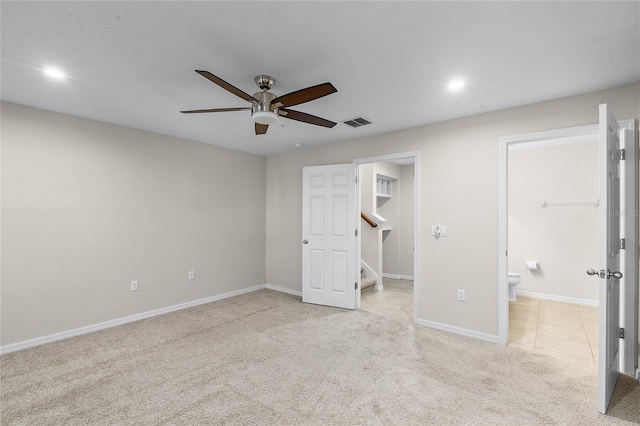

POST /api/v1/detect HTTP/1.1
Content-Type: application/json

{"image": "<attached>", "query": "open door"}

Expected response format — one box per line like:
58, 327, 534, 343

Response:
302, 164, 357, 309
594, 104, 624, 414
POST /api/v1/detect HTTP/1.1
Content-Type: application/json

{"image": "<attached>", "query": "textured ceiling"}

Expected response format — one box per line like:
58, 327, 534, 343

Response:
2, 1, 639, 156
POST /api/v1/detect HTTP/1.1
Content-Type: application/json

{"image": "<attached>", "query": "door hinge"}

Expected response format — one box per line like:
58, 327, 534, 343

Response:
355, 229, 358, 237
355, 282, 358, 290
620, 328, 625, 339
355, 176, 358, 184
620, 238, 626, 250
620, 149, 626, 160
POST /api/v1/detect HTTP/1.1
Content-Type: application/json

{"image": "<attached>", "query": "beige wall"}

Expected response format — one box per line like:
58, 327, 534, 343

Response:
265, 83, 640, 338
400, 165, 415, 278
359, 164, 379, 275
2, 82, 638, 364
1, 102, 267, 346
378, 163, 415, 278
509, 141, 599, 301
375, 162, 401, 277
360, 161, 414, 279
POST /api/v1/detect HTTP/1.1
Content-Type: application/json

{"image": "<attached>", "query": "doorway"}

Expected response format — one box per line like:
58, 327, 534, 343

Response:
355, 152, 418, 324
498, 115, 638, 412
506, 134, 600, 364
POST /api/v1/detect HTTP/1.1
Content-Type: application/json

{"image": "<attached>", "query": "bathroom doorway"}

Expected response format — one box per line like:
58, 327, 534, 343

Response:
498, 112, 638, 413
506, 133, 600, 365
498, 118, 637, 374
355, 153, 417, 325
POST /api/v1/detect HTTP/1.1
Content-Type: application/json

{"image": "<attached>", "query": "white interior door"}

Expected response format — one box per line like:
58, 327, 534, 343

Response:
302, 164, 357, 309
596, 103, 624, 414
619, 124, 638, 377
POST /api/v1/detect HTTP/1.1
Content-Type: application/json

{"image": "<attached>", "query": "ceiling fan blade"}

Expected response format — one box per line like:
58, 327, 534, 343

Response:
279, 108, 337, 128
180, 107, 251, 114
271, 82, 337, 108
255, 123, 269, 135
195, 70, 259, 104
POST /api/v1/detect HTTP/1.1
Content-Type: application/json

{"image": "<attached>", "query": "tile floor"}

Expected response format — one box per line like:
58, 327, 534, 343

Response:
362, 283, 598, 366
360, 278, 414, 326
509, 295, 599, 365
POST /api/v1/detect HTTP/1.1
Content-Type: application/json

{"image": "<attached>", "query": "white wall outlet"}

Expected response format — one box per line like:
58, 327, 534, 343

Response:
457, 289, 465, 301
131, 280, 138, 292
188, 271, 195, 280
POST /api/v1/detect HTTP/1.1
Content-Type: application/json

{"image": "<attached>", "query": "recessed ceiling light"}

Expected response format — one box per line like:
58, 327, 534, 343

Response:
448, 79, 465, 90
294, 143, 304, 148
43, 67, 66, 80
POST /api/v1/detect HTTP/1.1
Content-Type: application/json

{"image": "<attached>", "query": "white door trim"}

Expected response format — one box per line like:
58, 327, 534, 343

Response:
353, 151, 419, 322
498, 121, 637, 366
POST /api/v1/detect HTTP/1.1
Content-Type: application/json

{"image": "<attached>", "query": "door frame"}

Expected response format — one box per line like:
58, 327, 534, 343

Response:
497, 121, 638, 378
353, 151, 419, 322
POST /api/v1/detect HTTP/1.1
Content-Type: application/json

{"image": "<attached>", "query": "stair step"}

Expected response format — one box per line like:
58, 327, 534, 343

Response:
361, 277, 376, 289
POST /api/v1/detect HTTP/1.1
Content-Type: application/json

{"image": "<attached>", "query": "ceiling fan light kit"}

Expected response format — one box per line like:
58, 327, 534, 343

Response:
181, 70, 337, 135
251, 88, 279, 125
252, 111, 279, 125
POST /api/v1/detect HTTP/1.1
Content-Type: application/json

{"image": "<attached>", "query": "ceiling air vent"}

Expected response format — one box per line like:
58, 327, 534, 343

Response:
343, 116, 372, 128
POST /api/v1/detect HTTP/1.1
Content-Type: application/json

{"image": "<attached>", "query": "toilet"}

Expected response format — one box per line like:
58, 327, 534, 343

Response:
508, 273, 521, 302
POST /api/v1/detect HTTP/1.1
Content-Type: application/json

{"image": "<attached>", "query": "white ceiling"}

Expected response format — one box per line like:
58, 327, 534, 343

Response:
2, 1, 639, 156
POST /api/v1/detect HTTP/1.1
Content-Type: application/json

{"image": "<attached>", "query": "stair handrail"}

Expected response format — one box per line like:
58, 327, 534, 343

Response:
361, 212, 378, 228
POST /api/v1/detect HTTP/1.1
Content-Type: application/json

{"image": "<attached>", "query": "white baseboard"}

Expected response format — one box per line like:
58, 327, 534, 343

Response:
382, 273, 414, 280
416, 318, 500, 344
516, 290, 598, 307
265, 284, 302, 297
0, 284, 268, 355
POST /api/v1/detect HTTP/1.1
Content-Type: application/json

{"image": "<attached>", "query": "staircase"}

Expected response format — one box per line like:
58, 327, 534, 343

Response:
361, 267, 377, 293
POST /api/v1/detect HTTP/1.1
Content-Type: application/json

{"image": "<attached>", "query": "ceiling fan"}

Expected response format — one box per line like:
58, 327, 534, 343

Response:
181, 70, 338, 135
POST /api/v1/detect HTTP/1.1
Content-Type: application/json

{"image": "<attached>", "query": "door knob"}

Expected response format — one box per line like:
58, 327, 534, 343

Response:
586, 268, 602, 277
586, 268, 622, 279
303, 240, 308, 244
607, 269, 623, 279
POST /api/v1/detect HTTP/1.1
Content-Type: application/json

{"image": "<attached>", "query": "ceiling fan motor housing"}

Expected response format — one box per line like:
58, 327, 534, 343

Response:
252, 91, 278, 124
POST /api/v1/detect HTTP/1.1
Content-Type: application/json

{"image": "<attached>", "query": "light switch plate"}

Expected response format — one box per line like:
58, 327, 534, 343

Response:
432, 224, 448, 237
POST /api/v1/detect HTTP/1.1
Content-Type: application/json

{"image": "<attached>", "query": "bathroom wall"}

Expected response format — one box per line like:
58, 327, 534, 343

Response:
508, 139, 599, 302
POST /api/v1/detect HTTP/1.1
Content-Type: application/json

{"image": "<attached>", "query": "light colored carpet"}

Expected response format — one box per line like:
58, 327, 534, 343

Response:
1, 289, 638, 425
